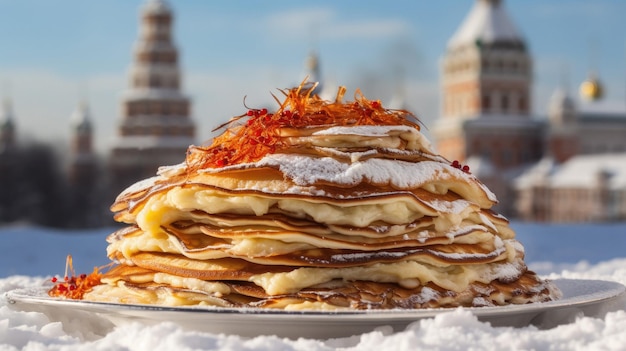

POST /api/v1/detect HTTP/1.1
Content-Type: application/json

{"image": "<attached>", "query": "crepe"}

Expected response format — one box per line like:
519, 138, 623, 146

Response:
54, 83, 561, 309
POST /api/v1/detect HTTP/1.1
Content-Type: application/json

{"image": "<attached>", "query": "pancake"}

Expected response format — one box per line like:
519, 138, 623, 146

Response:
51, 83, 561, 309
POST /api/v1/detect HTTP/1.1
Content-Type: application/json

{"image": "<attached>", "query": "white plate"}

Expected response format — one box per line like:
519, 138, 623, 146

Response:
4, 279, 626, 339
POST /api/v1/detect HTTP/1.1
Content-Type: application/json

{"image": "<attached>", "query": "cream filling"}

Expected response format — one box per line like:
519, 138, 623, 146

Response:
304, 125, 434, 154
152, 273, 231, 297
108, 225, 496, 260
249, 247, 523, 295
135, 187, 477, 235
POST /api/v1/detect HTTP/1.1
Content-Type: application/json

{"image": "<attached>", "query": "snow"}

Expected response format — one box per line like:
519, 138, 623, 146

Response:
549, 153, 626, 189
2, 221, 626, 350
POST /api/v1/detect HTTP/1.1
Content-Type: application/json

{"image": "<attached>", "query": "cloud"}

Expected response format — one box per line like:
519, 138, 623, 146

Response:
265, 7, 335, 32
265, 7, 411, 41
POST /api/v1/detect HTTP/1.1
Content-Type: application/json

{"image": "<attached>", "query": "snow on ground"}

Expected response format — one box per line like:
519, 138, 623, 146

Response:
1, 222, 626, 350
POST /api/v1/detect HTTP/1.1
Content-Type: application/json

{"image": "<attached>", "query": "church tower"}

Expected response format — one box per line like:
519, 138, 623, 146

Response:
546, 86, 578, 163
433, 0, 542, 169
0, 98, 16, 152
68, 101, 103, 227
69, 101, 96, 185
109, 0, 195, 194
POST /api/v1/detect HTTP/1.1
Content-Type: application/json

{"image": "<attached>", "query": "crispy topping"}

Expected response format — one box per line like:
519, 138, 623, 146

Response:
186, 81, 421, 170
48, 255, 103, 300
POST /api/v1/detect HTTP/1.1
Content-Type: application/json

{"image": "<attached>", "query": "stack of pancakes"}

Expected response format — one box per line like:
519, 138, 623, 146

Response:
84, 85, 561, 309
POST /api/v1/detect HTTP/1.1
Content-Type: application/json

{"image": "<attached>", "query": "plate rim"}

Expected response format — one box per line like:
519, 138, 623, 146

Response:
5, 278, 625, 319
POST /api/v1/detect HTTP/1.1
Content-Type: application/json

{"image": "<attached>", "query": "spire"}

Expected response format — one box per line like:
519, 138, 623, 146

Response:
549, 63, 576, 125
579, 39, 604, 101
0, 97, 16, 149
71, 100, 92, 134
303, 50, 323, 93
0, 97, 14, 128
448, 0, 523, 50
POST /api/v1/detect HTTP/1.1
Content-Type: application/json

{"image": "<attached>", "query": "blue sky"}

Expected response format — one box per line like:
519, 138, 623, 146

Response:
0, 0, 625, 153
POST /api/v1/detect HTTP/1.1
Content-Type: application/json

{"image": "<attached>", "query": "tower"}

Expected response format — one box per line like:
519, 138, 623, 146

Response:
546, 87, 578, 163
0, 97, 18, 222
301, 50, 331, 98
68, 101, 102, 227
69, 101, 96, 185
109, 0, 195, 194
433, 0, 542, 169
0, 98, 16, 152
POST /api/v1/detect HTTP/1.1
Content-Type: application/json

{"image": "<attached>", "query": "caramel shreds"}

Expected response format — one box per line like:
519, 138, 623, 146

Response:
186, 83, 420, 170
48, 255, 104, 300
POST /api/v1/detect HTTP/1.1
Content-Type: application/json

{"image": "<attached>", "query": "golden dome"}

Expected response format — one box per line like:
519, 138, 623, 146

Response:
579, 74, 603, 101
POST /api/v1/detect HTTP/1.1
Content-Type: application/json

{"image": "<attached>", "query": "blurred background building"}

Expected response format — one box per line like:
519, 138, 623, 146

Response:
432, 0, 626, 222
0, 0, 625, 226
108, 0, 196, 198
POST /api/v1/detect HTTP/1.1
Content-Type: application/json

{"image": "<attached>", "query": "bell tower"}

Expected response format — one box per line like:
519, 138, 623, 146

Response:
109, 0, 195, 194
433, 0, 541, 169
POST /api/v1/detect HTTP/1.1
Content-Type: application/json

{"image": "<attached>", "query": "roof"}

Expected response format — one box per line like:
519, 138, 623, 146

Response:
448, 0, 523, 49
578, 100, 626, 120
512, 157, 557, 189
550, 153, 626, 189
515, 153, 626, 190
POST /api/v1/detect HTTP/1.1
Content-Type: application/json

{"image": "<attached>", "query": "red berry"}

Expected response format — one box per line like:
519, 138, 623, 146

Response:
246, 110, 254, 116
260, 108, 268, 115
51, 277, 58, 283
80, 274, 87, 279
462, 165, 470, 172
451, 160, 460, 168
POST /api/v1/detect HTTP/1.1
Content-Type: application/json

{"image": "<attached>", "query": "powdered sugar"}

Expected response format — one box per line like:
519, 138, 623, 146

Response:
259, 154, 454, 189
312, 125, 418, 137
429, 199, 472, 214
